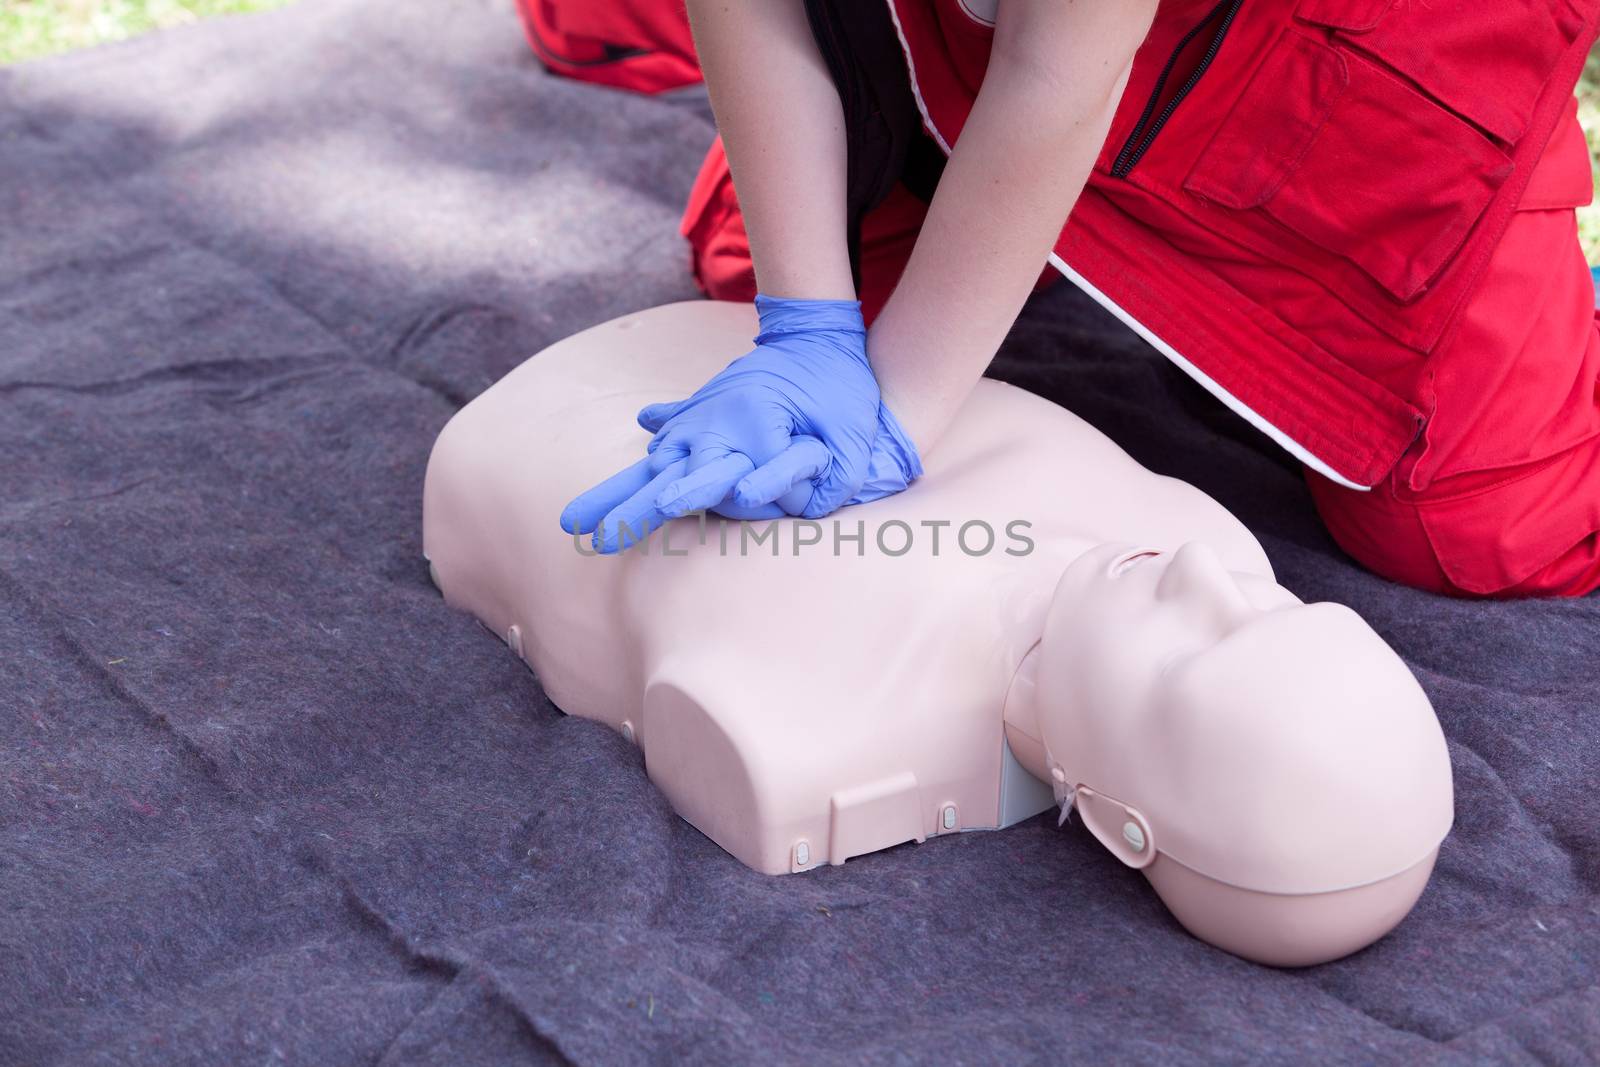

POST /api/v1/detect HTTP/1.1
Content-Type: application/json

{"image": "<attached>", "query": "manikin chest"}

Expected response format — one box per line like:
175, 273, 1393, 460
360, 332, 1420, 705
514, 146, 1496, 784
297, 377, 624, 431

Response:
422, 302, 1270, 874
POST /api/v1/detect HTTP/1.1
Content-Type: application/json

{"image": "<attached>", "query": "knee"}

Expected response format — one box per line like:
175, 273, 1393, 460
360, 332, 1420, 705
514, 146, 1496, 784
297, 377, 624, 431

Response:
1305, 465, 1600, 599
1304, 471, 1456, 595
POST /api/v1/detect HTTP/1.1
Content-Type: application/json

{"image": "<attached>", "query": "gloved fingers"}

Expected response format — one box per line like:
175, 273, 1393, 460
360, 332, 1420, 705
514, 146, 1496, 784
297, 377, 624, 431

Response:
707, 498, 787, 521
592, 457, 689, 554
774, 483, 813, 516
636, 400, 685, 434
732, 437, 831, 508
560, 455, 657, 535
646, 420, 693, 456
647, 434, 692, 473
653, 451, 755, 518
798, 467, 859, 519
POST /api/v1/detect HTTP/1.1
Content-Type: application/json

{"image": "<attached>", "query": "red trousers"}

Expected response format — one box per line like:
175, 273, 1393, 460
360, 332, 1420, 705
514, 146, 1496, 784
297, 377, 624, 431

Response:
521, 0, 1600, 599
1303, 200, 1600, 599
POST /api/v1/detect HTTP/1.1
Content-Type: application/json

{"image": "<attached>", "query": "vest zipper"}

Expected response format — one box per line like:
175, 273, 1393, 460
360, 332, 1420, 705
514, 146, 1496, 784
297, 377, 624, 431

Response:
1110, 0, 1245, 178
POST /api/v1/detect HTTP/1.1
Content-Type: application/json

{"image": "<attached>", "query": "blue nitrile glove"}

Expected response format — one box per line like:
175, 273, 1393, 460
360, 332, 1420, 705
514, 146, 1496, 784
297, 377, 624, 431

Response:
559, 294, 922, 553
634, 407, 923, 515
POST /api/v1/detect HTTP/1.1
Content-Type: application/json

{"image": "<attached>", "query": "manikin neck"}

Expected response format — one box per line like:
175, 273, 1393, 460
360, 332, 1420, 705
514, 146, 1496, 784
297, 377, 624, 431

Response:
998, 538, 1102, 784
1000, 640, 1051, 783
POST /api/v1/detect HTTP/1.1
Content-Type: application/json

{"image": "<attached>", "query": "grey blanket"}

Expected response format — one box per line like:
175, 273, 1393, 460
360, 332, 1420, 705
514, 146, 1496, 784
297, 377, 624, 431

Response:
2, 1, 1597, 1062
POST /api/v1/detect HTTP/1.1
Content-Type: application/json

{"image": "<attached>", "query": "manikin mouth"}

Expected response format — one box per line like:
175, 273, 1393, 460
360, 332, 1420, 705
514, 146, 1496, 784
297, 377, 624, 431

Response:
1109, 549, 1162, 577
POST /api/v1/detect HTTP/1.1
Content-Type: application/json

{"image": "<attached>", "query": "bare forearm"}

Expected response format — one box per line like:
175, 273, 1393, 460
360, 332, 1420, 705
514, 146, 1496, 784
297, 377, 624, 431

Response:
685, 0, 854, 300
870, 4, 1152, 454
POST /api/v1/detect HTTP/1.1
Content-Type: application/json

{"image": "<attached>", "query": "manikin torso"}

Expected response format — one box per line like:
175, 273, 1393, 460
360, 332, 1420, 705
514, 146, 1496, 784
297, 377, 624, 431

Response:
426, 299, 1267, 863
423, 302, 1452, 965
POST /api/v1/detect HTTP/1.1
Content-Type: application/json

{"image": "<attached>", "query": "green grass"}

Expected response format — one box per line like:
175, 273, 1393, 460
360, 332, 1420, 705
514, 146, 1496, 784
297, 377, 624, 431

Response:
0, 0, 294, 66
3, 3, 1600, 262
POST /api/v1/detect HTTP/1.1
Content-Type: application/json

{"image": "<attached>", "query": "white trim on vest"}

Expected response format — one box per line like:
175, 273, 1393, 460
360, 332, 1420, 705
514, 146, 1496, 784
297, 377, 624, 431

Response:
884, 1, 953, 153
1047, 254, 1369, 491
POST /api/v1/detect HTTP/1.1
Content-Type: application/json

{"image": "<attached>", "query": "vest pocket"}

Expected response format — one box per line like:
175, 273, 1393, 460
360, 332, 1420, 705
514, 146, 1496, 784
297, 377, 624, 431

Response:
1295, 0, 1584, 146
1183, 27, 1513, 305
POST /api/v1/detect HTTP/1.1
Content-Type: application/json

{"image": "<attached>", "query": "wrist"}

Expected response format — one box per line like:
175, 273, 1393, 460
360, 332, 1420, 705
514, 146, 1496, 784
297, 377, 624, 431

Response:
876, 401, 925, 482
753, 293, 865, 343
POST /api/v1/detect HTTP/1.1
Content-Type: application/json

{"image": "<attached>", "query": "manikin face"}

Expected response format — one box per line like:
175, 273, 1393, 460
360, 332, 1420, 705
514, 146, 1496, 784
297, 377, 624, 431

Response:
1052, 541, 1303, 700
1035, 541, 1453, 895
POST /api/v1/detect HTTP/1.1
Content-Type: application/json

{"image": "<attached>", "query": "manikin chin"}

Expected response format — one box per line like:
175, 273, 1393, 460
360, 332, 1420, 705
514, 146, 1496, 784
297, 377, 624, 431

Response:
422, 301, 1454, 967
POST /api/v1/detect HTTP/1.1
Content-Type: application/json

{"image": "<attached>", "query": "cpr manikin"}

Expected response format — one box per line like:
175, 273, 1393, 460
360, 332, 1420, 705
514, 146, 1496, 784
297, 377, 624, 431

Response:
422, 302, 1454, 967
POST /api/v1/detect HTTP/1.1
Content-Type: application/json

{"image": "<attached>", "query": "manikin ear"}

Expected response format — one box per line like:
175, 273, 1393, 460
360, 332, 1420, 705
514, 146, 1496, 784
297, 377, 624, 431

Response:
1074, 785, 1156, 871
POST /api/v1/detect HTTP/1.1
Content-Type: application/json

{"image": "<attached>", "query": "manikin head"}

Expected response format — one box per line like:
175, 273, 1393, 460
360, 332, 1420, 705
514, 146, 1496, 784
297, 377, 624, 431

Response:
1033, 542, 1454, 966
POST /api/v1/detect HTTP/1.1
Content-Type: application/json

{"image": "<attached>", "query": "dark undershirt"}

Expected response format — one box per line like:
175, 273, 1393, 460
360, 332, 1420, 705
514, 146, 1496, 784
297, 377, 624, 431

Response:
802, 0, 948, 289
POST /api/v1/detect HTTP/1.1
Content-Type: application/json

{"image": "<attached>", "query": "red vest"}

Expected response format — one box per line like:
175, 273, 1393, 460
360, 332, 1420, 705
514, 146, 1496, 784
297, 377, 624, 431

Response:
887, 0, 1599, 488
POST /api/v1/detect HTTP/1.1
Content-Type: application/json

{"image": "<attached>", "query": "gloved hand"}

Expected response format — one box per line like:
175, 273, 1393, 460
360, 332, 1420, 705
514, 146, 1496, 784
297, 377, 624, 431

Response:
559, 294, 923, 553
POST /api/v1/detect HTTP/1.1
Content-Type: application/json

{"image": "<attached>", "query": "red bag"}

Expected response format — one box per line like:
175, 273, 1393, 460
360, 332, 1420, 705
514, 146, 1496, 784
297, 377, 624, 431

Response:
514, 0, 702, 94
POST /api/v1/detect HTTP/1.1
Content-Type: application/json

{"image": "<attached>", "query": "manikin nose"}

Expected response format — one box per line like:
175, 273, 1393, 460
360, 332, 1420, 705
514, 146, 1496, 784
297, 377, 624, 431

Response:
1155, 542, 1257, 630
